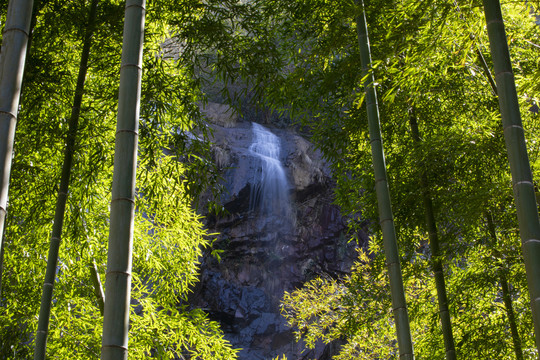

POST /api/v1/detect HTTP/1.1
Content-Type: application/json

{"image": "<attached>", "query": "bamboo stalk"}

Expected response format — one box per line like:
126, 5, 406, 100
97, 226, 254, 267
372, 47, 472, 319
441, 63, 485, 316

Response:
355, 1, 414, 358
409, 109, 456, 359
483, 0, 540, 353
90, 260, 105, 316
33, 1, 99, 357
475, 46, 498, 96
100, 1, 145, 359
486, 212, 523, 360
0, 0, 34, 299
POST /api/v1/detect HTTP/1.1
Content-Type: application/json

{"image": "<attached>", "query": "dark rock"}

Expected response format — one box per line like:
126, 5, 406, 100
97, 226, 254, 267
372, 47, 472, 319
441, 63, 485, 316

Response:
224, 183, 252, 215
191, 118, 367, 359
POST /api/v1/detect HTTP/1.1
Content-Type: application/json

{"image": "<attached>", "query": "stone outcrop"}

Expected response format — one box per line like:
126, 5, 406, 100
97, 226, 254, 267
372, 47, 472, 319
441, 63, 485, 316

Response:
191, 111, 366, 359
201, 102, 239, 128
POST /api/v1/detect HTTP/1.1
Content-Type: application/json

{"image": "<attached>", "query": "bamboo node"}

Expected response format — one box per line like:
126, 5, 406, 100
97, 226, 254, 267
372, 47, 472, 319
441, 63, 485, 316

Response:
102, 343, 128, 351
125, 3, 146, 11
400, 354, 414, 360
486, 19, 504, 26
2, 26, 29, 37
513, 180, 533, 188
369, 138, 382, 145
379, 217, 393, 225
523, 239, 540, 246
120, 63, 143, 71
115, 129, 139, 136
106, 270, 132, 276
111, 197, 135, 205
503, 124, 523, 132
392, 305, 407, 312
0, 110, 17, 119
495, 70, 514, 78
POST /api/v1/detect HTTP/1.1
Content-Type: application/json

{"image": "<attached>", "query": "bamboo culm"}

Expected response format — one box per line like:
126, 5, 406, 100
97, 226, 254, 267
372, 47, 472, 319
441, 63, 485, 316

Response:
0, 0, 34, 300
355, 1, 414, 358
486, 212, 524, 360
33, 0, 99, 358
90, 261, 105, 316
483, 0, 540, 353
100, 1, 146, 359
409, 109, 456, 360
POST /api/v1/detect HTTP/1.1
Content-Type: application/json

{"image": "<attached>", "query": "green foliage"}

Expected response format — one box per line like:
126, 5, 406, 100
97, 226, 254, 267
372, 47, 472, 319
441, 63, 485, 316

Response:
1, 0, 539, 357
282, 247, 399, 359
283, 235, 536, 358
268, 0, 540, 358
0, 0, 239, 358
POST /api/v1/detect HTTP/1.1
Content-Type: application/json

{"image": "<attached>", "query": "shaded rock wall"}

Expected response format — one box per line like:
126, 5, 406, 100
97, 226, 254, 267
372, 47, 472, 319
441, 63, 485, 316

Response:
191, 117, 367, 359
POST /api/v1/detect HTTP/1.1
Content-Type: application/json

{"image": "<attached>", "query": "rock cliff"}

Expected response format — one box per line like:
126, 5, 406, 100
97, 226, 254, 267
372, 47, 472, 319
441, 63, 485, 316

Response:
191, 105, 367, 359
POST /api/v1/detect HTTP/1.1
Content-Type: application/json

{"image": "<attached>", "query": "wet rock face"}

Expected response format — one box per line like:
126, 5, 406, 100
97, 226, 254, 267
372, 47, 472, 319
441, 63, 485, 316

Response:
192, 118, 366, 359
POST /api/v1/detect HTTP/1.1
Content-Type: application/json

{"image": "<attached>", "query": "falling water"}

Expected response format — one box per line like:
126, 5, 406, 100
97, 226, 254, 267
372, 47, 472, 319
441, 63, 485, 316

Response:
248, 123, 291, 226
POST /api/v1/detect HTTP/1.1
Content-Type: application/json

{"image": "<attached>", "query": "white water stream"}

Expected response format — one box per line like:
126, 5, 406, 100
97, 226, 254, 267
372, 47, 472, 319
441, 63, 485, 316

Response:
248, 123, 291, 224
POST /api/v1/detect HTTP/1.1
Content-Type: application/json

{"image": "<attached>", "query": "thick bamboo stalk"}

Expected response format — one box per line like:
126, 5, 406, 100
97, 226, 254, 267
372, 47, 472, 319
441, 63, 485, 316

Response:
0, 0, 34, 299
486, 212, 523, 360
483, 0, 540, 352
409, 110, 456, 359
355, 1, 414, 358
33, 1, 99, 358
100, 1, 145, 359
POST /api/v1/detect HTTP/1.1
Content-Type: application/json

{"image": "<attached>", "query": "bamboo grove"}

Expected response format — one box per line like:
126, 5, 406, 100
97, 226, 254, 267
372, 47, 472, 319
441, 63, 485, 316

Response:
0, 0, 539, 359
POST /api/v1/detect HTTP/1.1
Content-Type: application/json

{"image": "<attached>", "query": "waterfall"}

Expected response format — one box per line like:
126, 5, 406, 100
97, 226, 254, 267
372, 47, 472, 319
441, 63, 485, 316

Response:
248, 123, 291, 225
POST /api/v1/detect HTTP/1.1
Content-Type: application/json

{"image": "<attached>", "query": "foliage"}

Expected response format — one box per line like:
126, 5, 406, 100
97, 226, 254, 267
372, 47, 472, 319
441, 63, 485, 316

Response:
1, 0, 540, 357
270, 0, 540, 358
283, 237, 536, 358
0, 0, 239, 358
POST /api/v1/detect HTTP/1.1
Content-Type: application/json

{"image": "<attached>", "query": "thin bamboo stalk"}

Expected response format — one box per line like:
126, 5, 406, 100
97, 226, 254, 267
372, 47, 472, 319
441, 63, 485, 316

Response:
33, 1, 99, 358
355, 1, 414, 358
475, 46, 498, 96
486, 212, 523, 360
90, 260, 105, 316
500, 276, 524, 360
483, 0, 540, 352
409, 109, 456, 360
100, 1, 145, 359
0, 0, 34, 299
